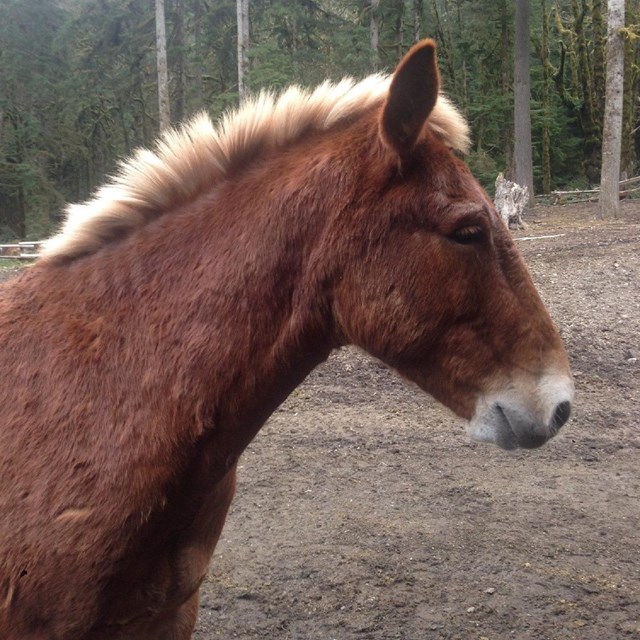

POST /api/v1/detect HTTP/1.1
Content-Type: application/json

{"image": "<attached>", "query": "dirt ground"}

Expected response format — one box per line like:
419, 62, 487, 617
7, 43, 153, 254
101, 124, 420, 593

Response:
1, 201, 637, 639
191, 201, 640, 640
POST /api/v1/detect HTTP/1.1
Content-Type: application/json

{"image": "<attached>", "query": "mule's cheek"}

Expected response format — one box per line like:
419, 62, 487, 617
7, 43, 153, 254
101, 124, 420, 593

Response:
400, 356, 485, 421
334, 274, 443, 360
403, 320, 501, 418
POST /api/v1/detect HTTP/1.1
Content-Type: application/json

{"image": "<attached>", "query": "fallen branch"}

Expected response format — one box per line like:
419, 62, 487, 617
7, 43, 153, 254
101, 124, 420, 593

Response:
537, 174, 640, 205
515, 234, 566, 241
618, 175, 640, 187
0, 254, 38, 260
551, 188, 599, 196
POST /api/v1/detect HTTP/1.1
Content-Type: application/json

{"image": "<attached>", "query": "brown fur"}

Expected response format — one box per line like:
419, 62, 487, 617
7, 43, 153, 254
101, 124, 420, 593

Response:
0, 41, 570, 639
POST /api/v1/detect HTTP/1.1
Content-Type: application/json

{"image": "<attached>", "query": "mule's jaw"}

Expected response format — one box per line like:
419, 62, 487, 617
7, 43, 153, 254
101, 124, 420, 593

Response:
467, 372, 575, 451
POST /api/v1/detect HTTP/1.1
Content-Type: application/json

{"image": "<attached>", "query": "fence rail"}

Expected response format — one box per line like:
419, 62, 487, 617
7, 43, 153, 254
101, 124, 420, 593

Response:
536, 175, 640, 205
0, 241, 43, 260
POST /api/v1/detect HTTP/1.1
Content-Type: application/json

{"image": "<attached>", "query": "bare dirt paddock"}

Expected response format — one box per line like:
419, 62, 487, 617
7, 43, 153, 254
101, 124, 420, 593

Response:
193, 202, 640, 640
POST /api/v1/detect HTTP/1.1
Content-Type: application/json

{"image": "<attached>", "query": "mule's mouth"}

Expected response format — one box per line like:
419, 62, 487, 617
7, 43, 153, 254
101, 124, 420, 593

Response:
494, 405, 550, 450
468, 399, 571, 451
469, 403, 520, 451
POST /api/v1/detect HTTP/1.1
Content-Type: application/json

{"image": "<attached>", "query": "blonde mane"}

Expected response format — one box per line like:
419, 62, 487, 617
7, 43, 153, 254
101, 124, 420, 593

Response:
42, 76, 470, 262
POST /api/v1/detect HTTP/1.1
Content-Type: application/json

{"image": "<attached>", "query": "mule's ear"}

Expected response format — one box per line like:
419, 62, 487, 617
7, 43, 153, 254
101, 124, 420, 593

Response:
380, 39, 439, 157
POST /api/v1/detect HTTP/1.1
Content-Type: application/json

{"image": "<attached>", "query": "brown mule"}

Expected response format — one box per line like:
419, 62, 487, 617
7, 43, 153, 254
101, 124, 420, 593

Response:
0, 40, 572, 639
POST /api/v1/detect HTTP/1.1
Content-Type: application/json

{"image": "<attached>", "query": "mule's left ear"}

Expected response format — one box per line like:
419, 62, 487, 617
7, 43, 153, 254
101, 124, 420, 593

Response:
380, 39, 439, 158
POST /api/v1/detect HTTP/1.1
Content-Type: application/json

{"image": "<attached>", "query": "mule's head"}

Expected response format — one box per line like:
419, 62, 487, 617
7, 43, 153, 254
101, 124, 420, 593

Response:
332, 41, 573, 450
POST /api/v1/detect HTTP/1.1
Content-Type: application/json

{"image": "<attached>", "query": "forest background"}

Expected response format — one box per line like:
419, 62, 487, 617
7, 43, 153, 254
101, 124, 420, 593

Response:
0, 0, 638, 240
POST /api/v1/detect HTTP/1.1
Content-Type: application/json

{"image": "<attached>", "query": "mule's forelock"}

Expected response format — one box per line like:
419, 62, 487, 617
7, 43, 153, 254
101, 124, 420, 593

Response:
41, 58, 469, 263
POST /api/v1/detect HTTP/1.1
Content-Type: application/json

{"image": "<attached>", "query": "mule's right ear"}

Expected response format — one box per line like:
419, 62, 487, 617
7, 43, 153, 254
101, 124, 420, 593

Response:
380, 40, 440, 158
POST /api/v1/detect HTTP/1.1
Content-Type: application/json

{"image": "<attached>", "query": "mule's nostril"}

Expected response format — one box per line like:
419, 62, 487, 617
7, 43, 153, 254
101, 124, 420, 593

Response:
551, 401, 572, 431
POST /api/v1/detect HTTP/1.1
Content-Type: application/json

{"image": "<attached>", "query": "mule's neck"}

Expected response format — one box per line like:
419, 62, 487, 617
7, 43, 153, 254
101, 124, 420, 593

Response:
50, 126, 366, 459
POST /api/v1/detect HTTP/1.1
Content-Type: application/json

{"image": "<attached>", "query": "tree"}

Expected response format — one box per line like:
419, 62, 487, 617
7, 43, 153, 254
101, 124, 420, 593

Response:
0, 0, 66, 239
173, 0, 187, 123
553, 0, 607, 185
514, 0, 534, 200
540, 0, 551, 193
156, 0, 170, 131
621, 0, 639, 177
369, 0, 380, 70
599, 0, 625, 219
412, 0, 423, 42
237, 0, 250, 101
3, 0, 640, 240
500, 0, 513, 175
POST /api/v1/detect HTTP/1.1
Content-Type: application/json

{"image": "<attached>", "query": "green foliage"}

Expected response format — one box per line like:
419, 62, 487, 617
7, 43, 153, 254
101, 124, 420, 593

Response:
0, 258, 30, 270
1, 0, 638, 238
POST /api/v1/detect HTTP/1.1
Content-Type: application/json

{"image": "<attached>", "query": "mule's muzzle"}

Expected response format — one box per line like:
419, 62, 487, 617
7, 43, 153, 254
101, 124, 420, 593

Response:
468, 374, 574, 451
499, 400, 572, 449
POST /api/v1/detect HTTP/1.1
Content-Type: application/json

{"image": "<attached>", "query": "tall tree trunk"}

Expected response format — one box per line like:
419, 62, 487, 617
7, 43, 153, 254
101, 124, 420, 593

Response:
413, 0, 422, 42
369, 0, 380, 70
6, 113, 27, 238
117, 97, 131, 156
155, 0, 170, 131
193, 0, 203, 110
573, 0, 600, 183
599, 0, 625, 219
237, 0, 250, 101
621, 0, 637, 177
174, 0, 186, 123
541, 0, 551, 193
592, 0, 606, 128
16, 187, 26, 239
501, 0, 513, 175
431, 0, 456, 89
393, 0, 405, 58
514, 0, 534, 201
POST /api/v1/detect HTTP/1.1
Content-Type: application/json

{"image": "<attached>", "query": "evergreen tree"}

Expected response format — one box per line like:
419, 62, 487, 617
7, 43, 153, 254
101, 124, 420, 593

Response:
1, 0, 639, 239
514, 0, 534, 199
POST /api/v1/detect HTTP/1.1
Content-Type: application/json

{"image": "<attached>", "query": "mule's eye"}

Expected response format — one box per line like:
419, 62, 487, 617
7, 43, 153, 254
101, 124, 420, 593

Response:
450, 225, 485, 245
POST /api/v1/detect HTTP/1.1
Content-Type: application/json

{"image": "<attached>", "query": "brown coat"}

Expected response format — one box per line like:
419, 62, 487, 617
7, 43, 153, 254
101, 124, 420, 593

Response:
0, 41, 572, 639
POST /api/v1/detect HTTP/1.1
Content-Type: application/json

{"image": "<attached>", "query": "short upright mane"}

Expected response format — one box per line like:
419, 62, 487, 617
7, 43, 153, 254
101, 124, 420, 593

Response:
42, 76, 470, 262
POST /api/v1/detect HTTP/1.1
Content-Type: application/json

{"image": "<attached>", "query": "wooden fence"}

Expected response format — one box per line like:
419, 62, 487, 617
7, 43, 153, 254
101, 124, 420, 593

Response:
0, 241, 43, 260
536, 175, 640, 205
